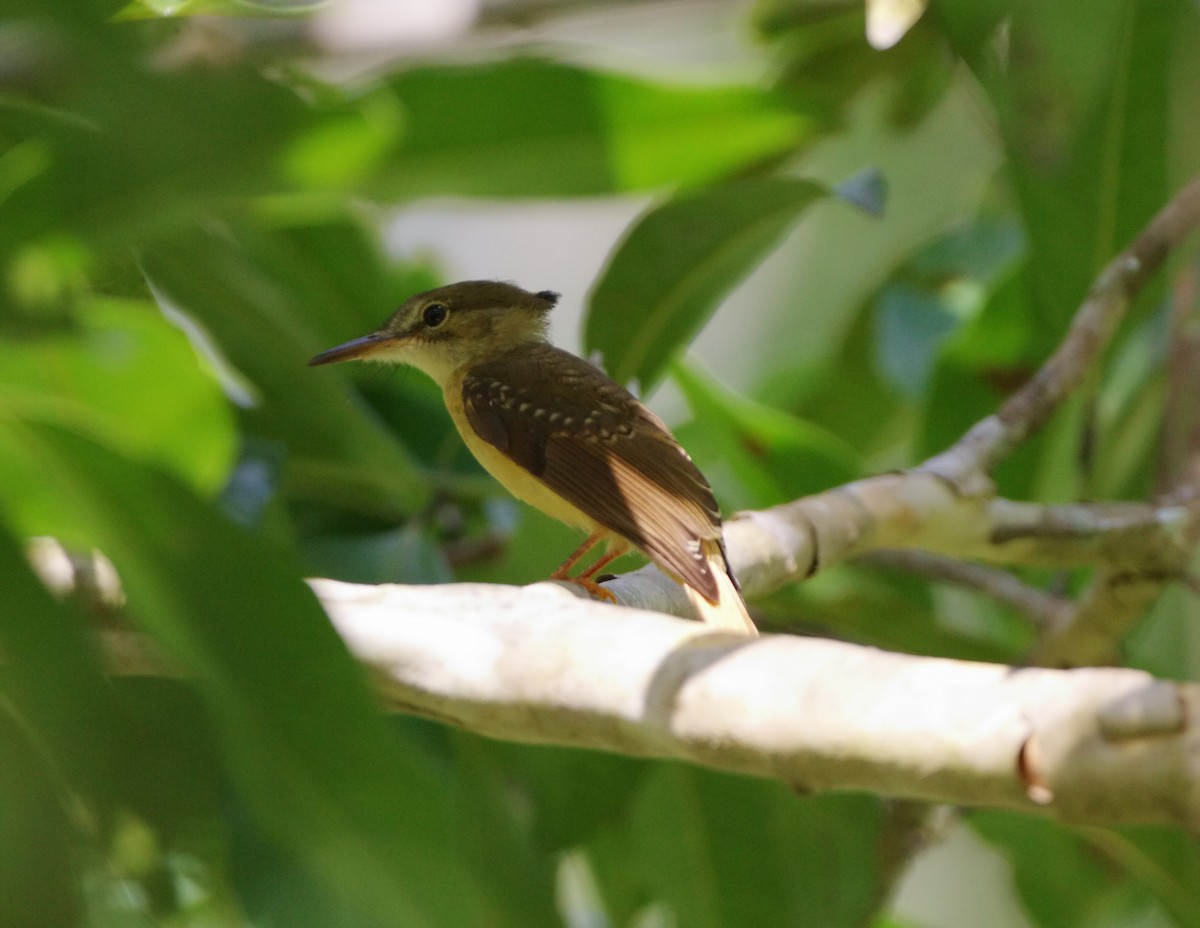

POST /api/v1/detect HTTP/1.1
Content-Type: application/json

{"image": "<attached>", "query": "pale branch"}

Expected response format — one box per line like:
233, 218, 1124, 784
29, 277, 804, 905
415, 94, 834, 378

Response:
598, 476, 1189, 621
924, 174, 1200, 485
311, 578, 1200, 829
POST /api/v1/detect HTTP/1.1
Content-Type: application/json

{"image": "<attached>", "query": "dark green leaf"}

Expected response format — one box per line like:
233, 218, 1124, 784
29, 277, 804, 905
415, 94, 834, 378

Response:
0, 714, 81, 928
0, 525, 120, 803
375, 59, 812, 199
141, 223, 431, 520
756, 2, 955, 128
970, 812, 1196, 928
589, 764, 883, 928
0, 422, 479, 928
450, 736, 561, 928
672, 360, 860, 510
943, 0, 1177, 334
587, 178, 828, 390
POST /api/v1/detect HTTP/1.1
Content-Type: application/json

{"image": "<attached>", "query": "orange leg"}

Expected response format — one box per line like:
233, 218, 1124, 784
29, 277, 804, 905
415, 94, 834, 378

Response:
550, 531, 605, 580
550, 533, 626, 603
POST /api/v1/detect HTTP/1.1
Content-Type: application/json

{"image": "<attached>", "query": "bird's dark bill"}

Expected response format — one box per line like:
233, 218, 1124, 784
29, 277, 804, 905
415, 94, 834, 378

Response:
309, 332, 395, 366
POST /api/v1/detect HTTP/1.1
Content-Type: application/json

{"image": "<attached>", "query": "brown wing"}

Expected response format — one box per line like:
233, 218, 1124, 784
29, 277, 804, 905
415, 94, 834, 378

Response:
462, 343, 723, 600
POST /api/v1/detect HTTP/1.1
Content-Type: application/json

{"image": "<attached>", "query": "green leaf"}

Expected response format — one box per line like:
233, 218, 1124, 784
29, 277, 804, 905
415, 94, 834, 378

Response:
942, 0, 1177, 334
0, 60, 318, 254
586, 178, 828, 391
672, 360, 860, 510
588, 764, 883, 928
970, 812, 1198, 928
0, 713, 81, 928
0, 524, 121, 804
756, 3, 955, 129
449, 736, 561, 928
141, 222, 431, 520
375, 59, 812, 199
0, 422, 480, 928
0, 296, 235, 494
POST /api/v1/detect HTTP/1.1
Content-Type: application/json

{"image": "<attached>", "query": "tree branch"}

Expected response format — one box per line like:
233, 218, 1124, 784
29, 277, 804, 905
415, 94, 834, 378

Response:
310, 578, 1200, 828
924, 174, 1200, 484
857, 550, 1071, 629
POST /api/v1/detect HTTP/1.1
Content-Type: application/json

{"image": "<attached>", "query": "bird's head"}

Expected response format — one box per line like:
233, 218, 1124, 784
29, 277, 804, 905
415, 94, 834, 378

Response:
309, 280, 559, 384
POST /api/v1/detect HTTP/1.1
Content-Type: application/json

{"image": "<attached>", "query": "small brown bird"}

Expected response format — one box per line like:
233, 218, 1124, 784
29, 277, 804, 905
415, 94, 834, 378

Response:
310, 281, 756, 635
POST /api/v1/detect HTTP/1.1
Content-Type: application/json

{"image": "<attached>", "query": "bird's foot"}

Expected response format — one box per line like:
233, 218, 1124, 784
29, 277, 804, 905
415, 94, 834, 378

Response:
561, 575, 618, 604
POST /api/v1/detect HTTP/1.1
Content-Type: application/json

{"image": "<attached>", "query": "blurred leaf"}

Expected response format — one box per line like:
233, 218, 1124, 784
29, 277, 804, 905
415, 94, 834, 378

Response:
0, 421, 480, 928
450, 736, 560, 928
0, 295, 235, 493
971, 812, 1198, 928
301, 523, 453, 585
1093, 308, 1167, 499
457, 738, 646, 856
874, 283, 961, 397
0, 55, 319, 254
0, 713, 80, 928
588, 764, 883, 928
374, 59, 813, 199
756, 1, 955, 128
790, 303, 910, 464
141, 222, 430, 520
0, 524, 120, 804
282, 89, 405, 191
917, 355, 1005, 461
1092, 825, 1200, 926
587, 178, 828, 391
881, 218, 1028, 406
971, 812, 1120, 928
672, 360, 860, 510
942, 0, 1177, 335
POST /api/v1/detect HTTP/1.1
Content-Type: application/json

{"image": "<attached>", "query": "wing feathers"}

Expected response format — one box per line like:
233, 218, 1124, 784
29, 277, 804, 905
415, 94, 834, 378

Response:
462, 344, 731, 605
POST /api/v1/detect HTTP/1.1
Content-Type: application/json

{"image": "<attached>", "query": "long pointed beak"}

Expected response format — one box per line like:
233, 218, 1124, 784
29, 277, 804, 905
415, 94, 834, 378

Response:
308, 331, 400, 366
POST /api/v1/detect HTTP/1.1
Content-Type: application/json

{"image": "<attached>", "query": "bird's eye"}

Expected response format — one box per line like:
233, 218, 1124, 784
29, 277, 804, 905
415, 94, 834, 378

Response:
423, 303, 448, 327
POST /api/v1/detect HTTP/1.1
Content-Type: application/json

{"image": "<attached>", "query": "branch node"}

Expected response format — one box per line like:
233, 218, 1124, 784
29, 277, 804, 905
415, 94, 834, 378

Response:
1098, 681, 1187, 741
1017, 735, 1054, 805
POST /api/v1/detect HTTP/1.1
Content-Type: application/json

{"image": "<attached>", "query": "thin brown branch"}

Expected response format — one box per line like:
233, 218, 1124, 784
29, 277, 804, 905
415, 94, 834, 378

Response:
925, 175, 1200, 485
859, 550, 1071, 629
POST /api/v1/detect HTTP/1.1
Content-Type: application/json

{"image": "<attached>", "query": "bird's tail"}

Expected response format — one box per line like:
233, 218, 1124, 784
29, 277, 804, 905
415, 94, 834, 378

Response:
685, 540, 758, 636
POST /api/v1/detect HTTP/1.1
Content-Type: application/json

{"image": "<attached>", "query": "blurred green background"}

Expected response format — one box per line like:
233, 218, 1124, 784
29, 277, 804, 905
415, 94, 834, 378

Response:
2, 1, 1199, 926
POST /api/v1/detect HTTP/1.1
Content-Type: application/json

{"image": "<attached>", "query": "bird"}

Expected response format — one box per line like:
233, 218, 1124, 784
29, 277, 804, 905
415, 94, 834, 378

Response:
309, 280, 756, 635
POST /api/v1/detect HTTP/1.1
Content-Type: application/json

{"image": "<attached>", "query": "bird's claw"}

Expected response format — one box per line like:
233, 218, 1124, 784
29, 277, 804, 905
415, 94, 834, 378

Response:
563, 576, 618, 604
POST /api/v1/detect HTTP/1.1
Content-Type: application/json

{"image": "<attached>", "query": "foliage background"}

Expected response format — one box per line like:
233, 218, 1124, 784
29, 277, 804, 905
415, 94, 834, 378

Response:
1, 0, 1199, 926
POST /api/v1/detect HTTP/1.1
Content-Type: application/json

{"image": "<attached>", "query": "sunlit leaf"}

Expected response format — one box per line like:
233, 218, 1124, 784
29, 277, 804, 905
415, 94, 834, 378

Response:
374, 59, 813, 199
0, 296, 235, 493
587, 178, 828, 391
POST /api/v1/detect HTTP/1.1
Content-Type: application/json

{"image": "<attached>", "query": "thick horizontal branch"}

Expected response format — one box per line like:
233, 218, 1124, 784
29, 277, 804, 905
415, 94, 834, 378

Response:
311, 578, 1200, 828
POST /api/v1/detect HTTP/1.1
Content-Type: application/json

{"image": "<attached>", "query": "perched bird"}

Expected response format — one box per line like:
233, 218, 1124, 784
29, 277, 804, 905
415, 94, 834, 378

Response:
310, 281, 756, 635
